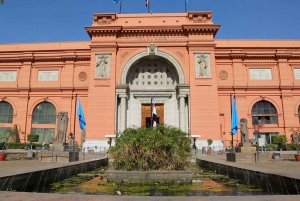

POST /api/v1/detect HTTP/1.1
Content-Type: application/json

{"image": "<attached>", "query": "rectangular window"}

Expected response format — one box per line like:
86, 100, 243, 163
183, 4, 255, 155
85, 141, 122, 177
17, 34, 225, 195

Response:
31, 128, 55, 143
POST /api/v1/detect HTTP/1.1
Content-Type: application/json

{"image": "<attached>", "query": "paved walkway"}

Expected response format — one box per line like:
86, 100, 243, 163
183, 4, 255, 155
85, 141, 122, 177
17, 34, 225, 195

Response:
1, 192, 300, 201
1, 150, 300, 200
196, 152, 300, 179
0, 151, 105, 177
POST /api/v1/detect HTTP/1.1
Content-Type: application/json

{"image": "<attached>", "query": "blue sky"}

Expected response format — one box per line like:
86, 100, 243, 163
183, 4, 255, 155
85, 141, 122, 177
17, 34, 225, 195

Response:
0, 0, 300, 44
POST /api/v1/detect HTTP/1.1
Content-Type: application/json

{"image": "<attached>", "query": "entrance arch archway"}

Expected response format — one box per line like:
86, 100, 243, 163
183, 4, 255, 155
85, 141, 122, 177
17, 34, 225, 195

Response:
121, 50, 185, 85
116, 50, 189, 133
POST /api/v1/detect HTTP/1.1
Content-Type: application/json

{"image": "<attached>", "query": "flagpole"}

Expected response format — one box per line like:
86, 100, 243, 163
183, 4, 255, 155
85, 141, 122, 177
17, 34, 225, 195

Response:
150, 97, 153, 127
119, 0, 123, 14
185, 0, 187, 12
230, 93, 234, 153
73, 93, 78, 147
148, 0, 150, 13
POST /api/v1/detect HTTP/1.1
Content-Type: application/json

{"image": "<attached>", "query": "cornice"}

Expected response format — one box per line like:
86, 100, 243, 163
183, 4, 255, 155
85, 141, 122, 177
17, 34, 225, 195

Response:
0, 55, 91, 62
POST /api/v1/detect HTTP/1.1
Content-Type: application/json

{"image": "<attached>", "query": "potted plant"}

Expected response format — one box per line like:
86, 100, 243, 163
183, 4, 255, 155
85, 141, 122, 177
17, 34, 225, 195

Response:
27, 134, 39, 158
207, 139, 213, 155
290, 128, 300, 161
0, 126, 14, 161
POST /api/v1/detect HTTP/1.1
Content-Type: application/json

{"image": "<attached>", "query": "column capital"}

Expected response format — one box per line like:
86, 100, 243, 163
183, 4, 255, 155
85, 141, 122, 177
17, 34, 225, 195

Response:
119, 94, 128, 99
177, 94, 187, 99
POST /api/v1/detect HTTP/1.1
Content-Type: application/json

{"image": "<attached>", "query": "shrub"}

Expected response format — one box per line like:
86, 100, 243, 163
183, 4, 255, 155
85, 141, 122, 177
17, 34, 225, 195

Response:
109, 125, 191, 171
27, 134, 39, 142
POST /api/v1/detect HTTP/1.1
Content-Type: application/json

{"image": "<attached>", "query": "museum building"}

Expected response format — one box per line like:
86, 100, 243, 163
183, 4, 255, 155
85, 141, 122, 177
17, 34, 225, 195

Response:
0, 11, 300, 150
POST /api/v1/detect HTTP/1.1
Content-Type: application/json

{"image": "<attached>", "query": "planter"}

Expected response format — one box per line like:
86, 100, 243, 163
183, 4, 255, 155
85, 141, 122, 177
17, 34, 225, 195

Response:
294, 154, 300, 161
0, 153, 6, 161
207, 150, 212, 155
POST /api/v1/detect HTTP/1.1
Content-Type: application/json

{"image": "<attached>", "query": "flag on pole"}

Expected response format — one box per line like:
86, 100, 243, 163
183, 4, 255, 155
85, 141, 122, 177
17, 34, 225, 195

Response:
152, 104, 158, 127
114, 0, 118, 4
146, 0, 149, 7
77, 95, 86, 131
231, 94, 239, 135
185, 0, 188, 3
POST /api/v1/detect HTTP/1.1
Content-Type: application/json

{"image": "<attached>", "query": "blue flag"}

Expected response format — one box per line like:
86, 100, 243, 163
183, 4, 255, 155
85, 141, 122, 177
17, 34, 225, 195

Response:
186, 0, 188, 3
231, 94, 239, 135
114, 0, 118, 4
77, 96, 86, 131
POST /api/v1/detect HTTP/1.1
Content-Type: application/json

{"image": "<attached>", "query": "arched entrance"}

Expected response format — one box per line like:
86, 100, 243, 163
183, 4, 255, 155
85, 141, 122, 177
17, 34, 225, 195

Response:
116, 50, 190, 133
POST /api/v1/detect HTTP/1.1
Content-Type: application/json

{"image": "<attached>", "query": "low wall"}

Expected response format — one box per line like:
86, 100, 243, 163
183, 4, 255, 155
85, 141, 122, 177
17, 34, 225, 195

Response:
106, 170, 193, 183
0, 158, 108, 192
226, 152, 296, 163
196, 158, 300, 195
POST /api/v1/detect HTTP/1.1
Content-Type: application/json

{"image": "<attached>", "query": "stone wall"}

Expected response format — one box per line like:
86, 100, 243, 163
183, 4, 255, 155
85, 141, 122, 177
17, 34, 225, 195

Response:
196, 158, 300, 195
0, 158, 108, 191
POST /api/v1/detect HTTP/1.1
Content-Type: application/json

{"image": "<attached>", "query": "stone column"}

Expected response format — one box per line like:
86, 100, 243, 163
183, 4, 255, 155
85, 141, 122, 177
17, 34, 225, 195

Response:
120, 94, 127, 132
179, 94, 186, 131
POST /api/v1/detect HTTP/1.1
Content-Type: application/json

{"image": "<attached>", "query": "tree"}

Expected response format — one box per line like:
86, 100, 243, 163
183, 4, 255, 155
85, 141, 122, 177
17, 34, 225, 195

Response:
0, 0, 4, 4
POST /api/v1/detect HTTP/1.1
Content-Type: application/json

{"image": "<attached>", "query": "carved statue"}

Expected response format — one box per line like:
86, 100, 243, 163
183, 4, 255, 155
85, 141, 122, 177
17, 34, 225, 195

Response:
291, 132, 299, 144
240, 118, 249, 143
96, 55, 108, 78
197, 54, 208, 77
147, 43, 158, 56
56, 112, 69, 143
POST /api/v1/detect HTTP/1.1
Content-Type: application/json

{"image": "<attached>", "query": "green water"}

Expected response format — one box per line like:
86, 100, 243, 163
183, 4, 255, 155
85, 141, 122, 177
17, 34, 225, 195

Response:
44, 163, 266, 196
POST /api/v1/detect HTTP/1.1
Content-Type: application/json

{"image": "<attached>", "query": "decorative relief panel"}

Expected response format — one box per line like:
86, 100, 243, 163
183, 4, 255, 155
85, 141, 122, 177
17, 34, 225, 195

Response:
249, 69, 272, 80
219, 70, 228, 80
95, 54, 110, 78
188, 12, 212, 24
195, 53, 211, 78
0, 71, 17, 82
127, 61, 178, 90
78, 71, 87, 81
38, 71, 59, 81
294, 69, 300, 80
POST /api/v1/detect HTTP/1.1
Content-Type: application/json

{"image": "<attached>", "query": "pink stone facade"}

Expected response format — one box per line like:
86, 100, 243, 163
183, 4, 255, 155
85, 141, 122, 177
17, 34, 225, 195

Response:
0, 12, 300, 148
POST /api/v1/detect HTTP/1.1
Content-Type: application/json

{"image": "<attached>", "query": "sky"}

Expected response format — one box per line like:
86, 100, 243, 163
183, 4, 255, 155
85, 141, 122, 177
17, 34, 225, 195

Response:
0, 0, 300, 44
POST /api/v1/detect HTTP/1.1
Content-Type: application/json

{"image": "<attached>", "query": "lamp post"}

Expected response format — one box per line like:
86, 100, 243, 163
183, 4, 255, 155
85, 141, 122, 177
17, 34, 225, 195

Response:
190, 135, 201, 155
230, 132, 234, 153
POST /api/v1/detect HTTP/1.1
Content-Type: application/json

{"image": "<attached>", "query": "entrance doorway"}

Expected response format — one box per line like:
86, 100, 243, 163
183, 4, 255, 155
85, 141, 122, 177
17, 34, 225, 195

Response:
141, 104, 164, 127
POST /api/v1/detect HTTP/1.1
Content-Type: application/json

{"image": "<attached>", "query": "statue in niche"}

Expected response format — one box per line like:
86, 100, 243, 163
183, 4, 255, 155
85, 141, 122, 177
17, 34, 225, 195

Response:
56, 112, 69, 143
240, 118, 249, 143
197, 54, 209, 77
96, 55, 108, 78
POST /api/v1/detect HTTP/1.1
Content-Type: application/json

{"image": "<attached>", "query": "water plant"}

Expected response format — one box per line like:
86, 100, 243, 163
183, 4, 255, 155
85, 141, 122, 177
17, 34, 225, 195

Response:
109, 125, 191, 171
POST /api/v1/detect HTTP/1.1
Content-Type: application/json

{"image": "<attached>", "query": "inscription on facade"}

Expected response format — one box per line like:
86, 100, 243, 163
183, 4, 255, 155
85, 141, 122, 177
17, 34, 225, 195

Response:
118, 36, 186, 42
294, 69, 300, 79
38, 71, 59, 81
249, 69, 272, 80
0, 71, 17, 82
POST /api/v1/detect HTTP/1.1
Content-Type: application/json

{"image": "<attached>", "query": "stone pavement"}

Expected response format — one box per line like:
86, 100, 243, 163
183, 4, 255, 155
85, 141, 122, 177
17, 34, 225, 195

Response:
1, 192, 300, 201
1, 150, 300, 200
196, 152, 300, 179
0, 151, 105, 177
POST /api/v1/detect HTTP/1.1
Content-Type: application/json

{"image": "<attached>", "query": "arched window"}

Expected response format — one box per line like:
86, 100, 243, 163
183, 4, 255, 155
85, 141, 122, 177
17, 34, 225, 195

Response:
32, 102, 56, 124
251, 100, 278, 124
31, 102, 56, 143
0, 101, 13, 123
